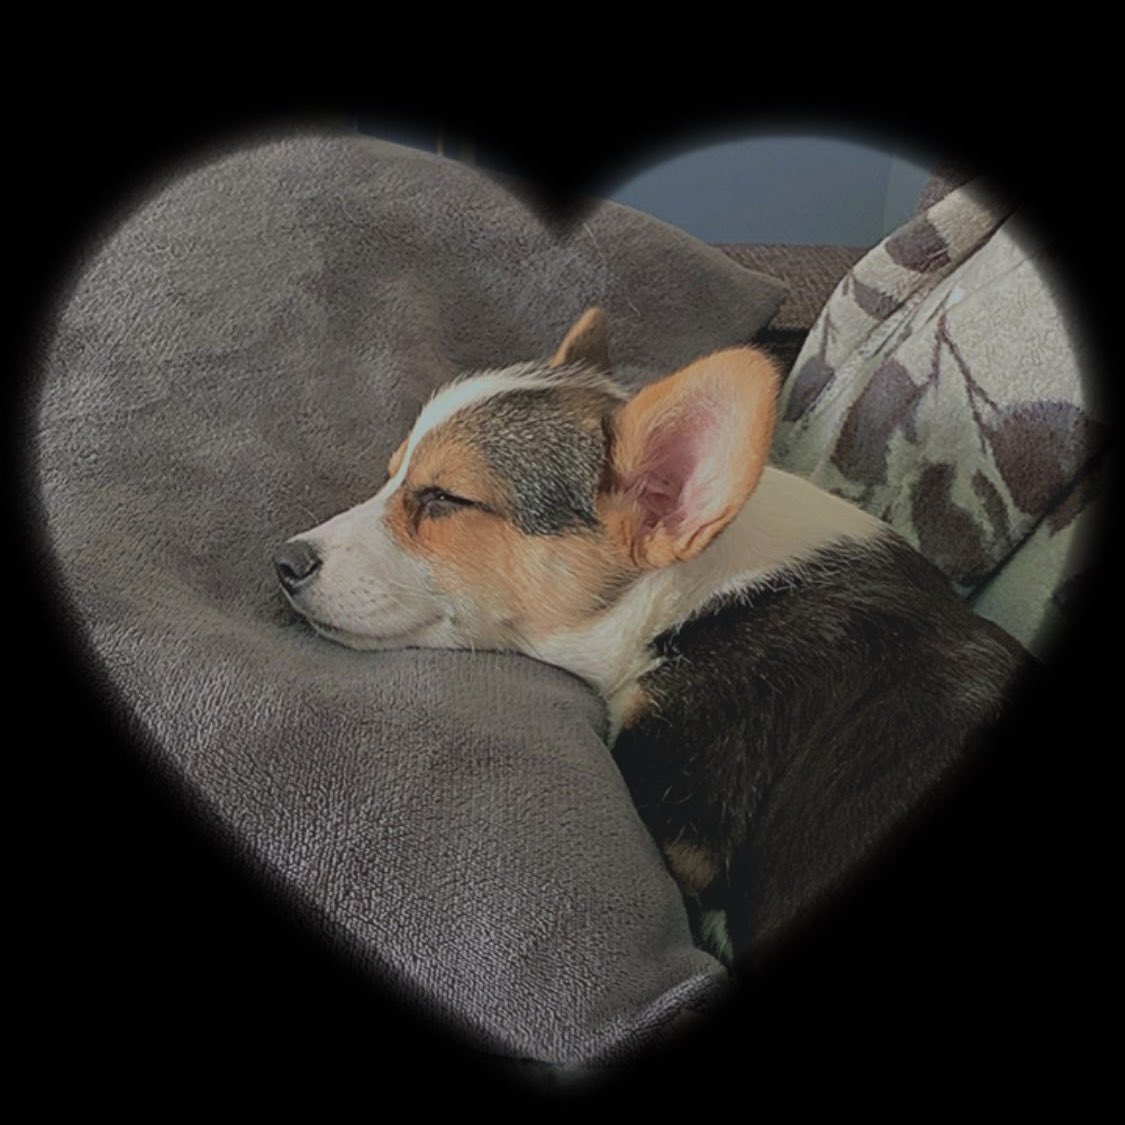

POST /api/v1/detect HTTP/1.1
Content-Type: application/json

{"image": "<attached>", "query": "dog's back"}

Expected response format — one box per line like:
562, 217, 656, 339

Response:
276, 308, 1035, 965
613, 530, 1032, 961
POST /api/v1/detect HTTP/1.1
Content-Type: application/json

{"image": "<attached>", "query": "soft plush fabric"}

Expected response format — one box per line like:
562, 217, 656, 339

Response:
771, 179, 1108, 657
34, 131, 789, 1067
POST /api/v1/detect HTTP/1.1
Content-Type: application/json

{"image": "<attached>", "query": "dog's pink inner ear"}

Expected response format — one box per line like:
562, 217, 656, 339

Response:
633, 404, 722, 536
610, 348, 779, 569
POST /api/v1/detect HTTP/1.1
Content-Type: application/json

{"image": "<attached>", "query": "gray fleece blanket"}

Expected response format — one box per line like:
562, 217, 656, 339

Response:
34, 131, 788, 1067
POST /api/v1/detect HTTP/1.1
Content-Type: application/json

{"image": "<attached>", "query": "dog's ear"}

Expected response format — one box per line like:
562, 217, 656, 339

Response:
551, 307, 610, 371
603, 348, 779, 569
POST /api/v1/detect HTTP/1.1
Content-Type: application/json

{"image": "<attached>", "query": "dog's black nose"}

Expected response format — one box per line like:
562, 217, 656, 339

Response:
273, 539, 322, 594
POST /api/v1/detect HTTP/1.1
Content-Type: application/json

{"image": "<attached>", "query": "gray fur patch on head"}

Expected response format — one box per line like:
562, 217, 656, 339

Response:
459, 366, 625, 535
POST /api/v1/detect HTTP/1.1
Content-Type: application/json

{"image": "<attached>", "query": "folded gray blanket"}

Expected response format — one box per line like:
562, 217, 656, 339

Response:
35, 131, 788, 1067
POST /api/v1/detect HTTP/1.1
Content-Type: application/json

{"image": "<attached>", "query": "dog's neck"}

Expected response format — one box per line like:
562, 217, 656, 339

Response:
529, 466, 887, 741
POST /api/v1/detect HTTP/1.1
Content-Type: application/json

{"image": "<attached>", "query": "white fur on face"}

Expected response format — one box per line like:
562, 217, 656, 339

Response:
279, 484, 458, 649
402, 361, 622, 471
280, 362, 617, 650
281, 361, 887, 707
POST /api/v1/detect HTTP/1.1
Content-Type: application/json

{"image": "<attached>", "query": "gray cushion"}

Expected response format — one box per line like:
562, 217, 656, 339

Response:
35, 131, 788, 1067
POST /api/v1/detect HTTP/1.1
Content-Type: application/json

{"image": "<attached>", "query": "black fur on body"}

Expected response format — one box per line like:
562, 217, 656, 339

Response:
611, 532, 1033, 964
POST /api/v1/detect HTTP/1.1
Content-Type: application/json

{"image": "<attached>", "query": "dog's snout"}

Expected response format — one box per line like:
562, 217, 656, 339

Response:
274, 539, 322, 594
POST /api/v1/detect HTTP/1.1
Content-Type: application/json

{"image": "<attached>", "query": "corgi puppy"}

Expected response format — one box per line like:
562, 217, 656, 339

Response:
274, 308, 1031, 962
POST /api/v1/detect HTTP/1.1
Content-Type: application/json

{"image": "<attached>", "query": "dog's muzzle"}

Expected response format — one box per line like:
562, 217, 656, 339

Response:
273, 539, 322, 594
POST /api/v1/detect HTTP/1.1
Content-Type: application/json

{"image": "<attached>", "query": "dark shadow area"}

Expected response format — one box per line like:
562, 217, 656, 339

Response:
12, 89, 1117, 1107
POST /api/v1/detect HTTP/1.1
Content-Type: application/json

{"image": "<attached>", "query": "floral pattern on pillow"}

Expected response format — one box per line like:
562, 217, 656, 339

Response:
772, 180, 1109, 655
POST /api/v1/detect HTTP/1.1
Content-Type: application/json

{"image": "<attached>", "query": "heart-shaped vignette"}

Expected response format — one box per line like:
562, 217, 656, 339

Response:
24, 120, 1111, 1096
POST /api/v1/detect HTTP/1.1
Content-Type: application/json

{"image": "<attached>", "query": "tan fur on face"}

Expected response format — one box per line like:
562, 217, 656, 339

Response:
384, 422, 637, 644
377, 341, 778, 651
403, 426, 498, 504
436, 519, 631, 641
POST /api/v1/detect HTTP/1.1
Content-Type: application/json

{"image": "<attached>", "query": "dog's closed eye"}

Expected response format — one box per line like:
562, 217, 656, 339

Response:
415, 487, 479, 520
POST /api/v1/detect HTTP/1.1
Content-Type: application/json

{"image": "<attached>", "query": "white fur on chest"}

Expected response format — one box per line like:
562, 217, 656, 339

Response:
530, 467, 887, 740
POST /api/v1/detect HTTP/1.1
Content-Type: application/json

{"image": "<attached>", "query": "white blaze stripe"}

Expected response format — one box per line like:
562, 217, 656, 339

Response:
393, 362, 626, 483
395, 367, 539, 481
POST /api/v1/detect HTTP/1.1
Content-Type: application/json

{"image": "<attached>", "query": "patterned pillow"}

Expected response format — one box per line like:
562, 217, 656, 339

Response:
772, 180, 1109, 656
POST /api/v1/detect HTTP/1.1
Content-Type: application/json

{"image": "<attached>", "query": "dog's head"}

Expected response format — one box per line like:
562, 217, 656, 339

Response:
274, 309, 779, 660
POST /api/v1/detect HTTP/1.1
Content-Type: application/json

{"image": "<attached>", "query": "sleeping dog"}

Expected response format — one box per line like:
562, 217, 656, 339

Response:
274, 308, 1031, 961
